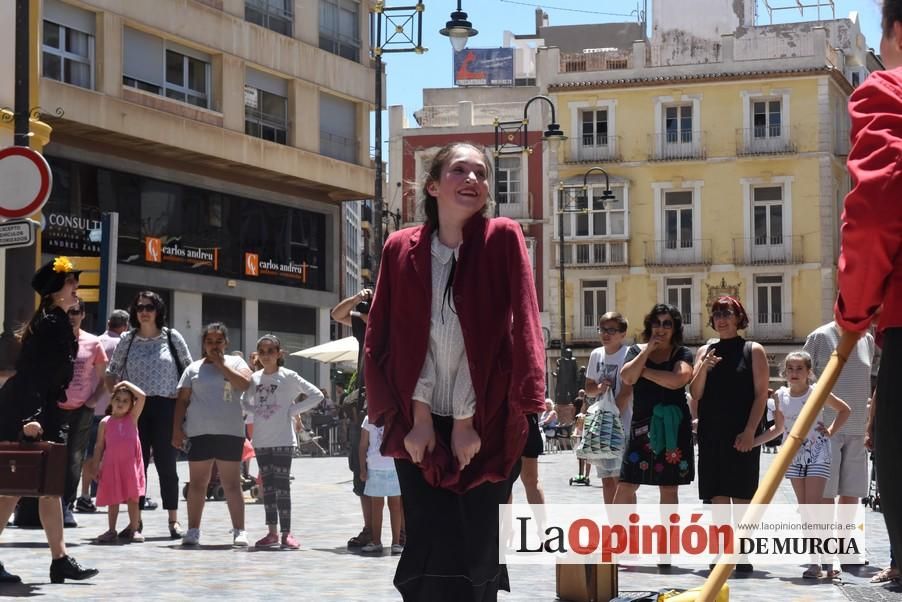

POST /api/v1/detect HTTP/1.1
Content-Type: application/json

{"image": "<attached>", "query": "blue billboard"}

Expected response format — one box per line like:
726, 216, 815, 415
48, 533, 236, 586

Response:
453, 48, 514, 87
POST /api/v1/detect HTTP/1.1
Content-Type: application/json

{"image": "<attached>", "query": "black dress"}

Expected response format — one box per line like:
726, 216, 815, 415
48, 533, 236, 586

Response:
0, 307, 76, 443
696, 336, 760, 500
620, 344, 695, 486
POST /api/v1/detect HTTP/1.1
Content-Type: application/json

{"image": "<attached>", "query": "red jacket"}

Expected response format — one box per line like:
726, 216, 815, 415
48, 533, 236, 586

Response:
835, 68, 902, 335
365, 214, 546, 493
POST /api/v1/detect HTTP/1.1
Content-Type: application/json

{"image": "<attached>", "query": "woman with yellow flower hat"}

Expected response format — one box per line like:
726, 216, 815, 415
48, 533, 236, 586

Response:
0, 256, 99, 584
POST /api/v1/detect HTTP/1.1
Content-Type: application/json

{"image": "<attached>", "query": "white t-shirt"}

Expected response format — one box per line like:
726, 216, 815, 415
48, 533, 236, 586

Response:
241, 367, 323, 448
361, 416, 394, 471
178, 355, 250, 438
585, 345, 632, 429
775, 385, 823, 447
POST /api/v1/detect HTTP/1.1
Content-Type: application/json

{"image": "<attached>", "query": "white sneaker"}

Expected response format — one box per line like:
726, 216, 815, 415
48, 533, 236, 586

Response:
182, 528, 200, 546
232, 529, 249, 547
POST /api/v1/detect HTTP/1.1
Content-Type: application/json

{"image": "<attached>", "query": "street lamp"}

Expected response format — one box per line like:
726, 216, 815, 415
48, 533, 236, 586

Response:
493, 95, 566, 218
439, 0, 478, 52
557, 167, 615, 349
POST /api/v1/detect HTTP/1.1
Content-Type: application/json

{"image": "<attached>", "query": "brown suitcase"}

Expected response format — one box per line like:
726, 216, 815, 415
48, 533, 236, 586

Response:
0, 441, 67, 497
556, 562, 619, 602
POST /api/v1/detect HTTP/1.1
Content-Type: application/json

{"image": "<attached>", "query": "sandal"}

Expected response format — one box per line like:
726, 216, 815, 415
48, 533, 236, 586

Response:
96, 529, 117, 543
347, 528, 372, 549
169, 521, 184, 539
802, 566, 824, 579
871, 566, 900, 583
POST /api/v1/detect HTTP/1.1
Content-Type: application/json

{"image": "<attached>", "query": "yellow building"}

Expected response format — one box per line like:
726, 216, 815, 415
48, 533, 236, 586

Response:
538, 5, 876, 372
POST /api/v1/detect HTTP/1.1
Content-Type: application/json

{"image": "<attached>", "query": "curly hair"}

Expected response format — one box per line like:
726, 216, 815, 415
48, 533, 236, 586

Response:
640, 303, 684, 346
128, 291, 167, 329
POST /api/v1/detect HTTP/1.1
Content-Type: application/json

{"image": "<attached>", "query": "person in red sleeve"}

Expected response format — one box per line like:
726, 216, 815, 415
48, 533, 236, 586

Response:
365, 142, 546, 601
834, 0, 902, 569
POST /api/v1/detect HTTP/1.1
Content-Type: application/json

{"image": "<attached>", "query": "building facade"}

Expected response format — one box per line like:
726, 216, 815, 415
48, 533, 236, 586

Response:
28, 0, 375, 383
539, 0, 873, 378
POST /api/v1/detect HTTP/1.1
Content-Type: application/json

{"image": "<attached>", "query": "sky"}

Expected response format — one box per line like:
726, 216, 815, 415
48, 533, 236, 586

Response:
374, 0, 883, 153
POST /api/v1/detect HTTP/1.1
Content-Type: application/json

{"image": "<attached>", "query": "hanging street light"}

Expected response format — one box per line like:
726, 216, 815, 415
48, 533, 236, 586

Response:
439, 0, 478, 52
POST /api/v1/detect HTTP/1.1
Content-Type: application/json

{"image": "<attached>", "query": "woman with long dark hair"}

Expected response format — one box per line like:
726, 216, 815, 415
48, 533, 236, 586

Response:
365, 142, 546, 601
0, 257, 99, 583
105, 291, 192, 538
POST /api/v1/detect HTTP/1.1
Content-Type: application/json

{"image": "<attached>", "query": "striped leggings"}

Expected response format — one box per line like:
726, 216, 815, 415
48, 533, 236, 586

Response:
256, 446, 294, 532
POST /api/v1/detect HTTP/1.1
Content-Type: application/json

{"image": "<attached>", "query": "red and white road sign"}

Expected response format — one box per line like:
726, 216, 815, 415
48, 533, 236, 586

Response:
0, 146, 52, 220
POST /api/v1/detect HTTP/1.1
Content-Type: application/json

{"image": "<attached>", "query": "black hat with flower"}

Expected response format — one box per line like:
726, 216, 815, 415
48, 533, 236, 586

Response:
31, 256, 81, 296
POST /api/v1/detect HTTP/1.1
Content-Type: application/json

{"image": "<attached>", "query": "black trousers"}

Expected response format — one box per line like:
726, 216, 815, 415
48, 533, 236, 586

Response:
875, 328, 902, 561
60, 405, 95, 507
138, 396, 179, 510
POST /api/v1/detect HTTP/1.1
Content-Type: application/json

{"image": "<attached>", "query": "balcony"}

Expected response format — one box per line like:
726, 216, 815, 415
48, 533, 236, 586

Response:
498, 202, 530, 220
570, 136, 621, 163
746, 312, 794, 341
644, 239, 712, 267
555, 240, 628, 268
732, 236, 803, 265
736, 126, 797, 156
560, 51, 632, 73
648, 131, 706, 161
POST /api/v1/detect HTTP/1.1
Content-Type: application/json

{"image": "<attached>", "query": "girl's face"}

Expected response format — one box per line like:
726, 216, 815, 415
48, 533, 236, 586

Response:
135, 296, 158, 327
110, 391, 133, 417
784, 359, 810, 385
203, 330, 227, 357
649, 312, 675, 345
256, 342, 280, 369
427, 146, 489, 221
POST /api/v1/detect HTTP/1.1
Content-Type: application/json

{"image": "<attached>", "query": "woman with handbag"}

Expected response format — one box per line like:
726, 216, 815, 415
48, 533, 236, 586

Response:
105, 291, 192, 539
0, 257, 99, 584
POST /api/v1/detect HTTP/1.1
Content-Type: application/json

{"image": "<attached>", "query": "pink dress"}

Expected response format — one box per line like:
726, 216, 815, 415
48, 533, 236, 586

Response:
95, 415, 146, 506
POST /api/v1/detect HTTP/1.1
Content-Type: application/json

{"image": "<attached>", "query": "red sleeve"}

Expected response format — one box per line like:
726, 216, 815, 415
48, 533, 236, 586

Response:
835, 72, 902, 332
364, 235, 404, 430
505, 221, 546, 414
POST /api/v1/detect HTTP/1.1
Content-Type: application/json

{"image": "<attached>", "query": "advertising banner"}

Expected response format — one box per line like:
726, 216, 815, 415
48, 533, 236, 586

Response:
453, 48, 514, 86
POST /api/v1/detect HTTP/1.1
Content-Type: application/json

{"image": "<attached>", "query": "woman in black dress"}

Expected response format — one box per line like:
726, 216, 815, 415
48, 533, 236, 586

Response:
0, 257, 99, 584
689, 297, 769, 570
615, 304, 694, 506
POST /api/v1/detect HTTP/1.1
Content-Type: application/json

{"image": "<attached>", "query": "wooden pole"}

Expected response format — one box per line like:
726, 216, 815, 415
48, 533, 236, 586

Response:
697, 329, 862, 601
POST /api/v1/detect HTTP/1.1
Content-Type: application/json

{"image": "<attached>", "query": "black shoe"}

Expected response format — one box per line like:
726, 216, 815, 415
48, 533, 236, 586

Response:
140, 498, 158, 511
118, 520, 143, 538
0, 561, 21, 584
49, 556, 98, 584
75, 497, 96, 513
62, 506, 78, 528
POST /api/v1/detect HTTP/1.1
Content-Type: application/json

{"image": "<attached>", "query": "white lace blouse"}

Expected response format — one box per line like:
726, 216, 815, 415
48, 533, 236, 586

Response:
410, 233, 477, 419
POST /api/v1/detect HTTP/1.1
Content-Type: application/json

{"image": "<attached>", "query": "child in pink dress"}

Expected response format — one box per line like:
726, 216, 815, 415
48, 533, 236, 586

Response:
87, 381, 146, 543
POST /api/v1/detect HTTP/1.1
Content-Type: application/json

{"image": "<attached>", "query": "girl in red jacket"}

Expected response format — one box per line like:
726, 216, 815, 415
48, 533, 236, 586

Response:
365, 142, 546, 601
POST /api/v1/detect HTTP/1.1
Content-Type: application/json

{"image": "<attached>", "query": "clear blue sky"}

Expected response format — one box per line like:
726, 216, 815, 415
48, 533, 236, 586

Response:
375, 0, 882, 152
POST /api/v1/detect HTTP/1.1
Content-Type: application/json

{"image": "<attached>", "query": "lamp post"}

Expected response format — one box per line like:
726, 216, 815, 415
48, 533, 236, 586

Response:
493, 95, 565, 218
558, 167, 615, 349
439, 0, 478, 51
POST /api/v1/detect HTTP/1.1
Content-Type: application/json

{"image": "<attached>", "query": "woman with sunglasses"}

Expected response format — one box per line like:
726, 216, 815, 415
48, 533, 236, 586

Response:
105, 291, 192, 539
688, 297, 768, 571
615, 304, 695, 518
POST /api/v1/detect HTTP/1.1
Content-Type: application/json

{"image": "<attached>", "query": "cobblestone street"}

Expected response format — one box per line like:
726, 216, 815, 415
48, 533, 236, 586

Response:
1, 450, 899, 600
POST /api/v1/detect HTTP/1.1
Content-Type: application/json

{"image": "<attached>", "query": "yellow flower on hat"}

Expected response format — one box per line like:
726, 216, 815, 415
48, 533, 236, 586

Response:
52, 256, 74, 274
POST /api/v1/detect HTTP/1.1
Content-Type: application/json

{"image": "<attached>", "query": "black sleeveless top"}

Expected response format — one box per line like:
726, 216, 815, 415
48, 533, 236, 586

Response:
696, 336, 756, 442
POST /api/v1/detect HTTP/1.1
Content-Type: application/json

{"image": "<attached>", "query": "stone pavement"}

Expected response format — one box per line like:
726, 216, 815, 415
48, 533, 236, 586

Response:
0, 450, 899, 601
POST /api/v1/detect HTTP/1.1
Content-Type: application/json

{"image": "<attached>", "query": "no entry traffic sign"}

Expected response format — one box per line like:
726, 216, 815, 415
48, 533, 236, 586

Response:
0, 146, 52, 220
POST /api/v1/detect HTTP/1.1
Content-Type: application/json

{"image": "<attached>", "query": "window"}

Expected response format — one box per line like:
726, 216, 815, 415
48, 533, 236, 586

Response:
755, 275, 783, 324
581, 280, 608, 338
496, 157, 521, 205
41, 0, 95, 89
664, 104, 692, 144
752, 186, 783, 246
663, 190, 693, 250
245, 68, 288, 144
246, 0, 293, 36
665, 277, 693, 327
753, 100, 781, 138
580, 109, 608, 147
560, 186, 626, 239
123, 28, 211, 108
320, 93, 357, 163
320, 0, 360, 62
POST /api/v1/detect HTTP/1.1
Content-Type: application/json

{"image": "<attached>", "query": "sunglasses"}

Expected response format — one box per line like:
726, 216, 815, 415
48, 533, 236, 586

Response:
597, 327, 623, 335
67, 308, 83, 316
135, 303, 156, 313
650, 319, 674, 329
712, 310, 736, 320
